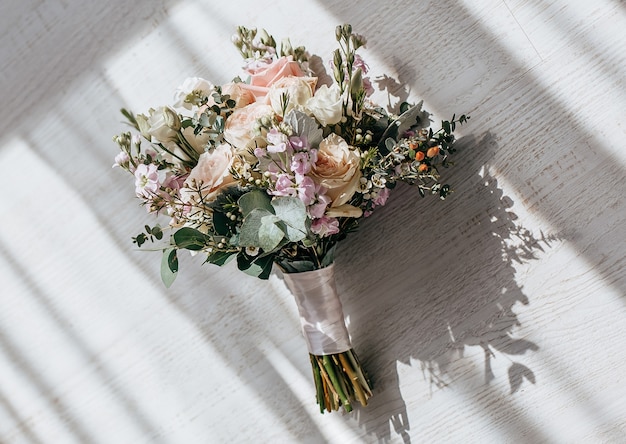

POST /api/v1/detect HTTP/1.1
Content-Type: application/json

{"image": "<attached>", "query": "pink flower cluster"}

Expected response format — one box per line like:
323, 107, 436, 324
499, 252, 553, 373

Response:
257, 129, 339, 236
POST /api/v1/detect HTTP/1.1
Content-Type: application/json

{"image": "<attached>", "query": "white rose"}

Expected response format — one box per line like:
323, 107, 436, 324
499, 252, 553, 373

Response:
173, 77, 214, 110
306, 84, 344, 126
310, 133, 362, 208
145, 106, 180, 144
179, 143, 236, 204
267, 76, 317, 116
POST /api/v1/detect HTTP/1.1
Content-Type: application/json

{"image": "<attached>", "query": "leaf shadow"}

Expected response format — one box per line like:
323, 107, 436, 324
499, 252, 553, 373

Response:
332, 131, 559, 442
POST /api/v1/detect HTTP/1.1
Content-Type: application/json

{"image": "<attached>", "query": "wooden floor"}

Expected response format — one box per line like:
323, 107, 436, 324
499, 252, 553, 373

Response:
1, 1, 625, 442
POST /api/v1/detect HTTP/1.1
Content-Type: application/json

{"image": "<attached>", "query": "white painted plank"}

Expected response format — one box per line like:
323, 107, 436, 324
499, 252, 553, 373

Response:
0, 0, 625, 443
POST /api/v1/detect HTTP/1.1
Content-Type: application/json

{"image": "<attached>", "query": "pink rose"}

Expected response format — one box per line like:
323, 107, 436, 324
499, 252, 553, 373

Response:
240, 56, 307, 100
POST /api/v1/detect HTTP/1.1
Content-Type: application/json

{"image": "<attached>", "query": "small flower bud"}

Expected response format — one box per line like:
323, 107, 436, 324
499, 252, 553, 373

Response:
350, 68, 363, 97
163, 107, 181, 131
280, 38, 293, 56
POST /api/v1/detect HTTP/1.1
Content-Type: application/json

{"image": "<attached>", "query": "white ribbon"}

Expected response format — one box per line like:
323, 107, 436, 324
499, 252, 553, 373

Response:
282, 264, 352, 355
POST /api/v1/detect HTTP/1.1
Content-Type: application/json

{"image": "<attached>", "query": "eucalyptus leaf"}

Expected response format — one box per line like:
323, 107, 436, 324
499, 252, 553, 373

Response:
238, 189, 273, 216
241, 262, 267, 278
259, 214, 285, 251
160, 248, 178, 288
239, 208, 274, 247
173, 227, 209, 251
282, 260, 316, 273
253, 254, 274, 280
206, 250, 235, 266
237, 252, 253, 271
213, 211, 231, 236
271, 196, 308, 242
384, 137, 396, 153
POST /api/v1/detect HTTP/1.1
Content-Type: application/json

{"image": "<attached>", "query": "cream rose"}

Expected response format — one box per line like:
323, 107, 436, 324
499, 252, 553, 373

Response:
310, 133, 362, 208
224, 102, 274, 151
144, 106, 180, 144
267, 76, 317, 116
182, 127, 210, 153
179, 143, 236, 204
306, 84, 343, 126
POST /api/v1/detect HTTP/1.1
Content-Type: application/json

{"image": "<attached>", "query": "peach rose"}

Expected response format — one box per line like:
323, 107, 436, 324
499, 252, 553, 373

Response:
310, 133, 362, 208
221, 82, 256, 109
224, 102, 274, 151
179, 143, 236, 204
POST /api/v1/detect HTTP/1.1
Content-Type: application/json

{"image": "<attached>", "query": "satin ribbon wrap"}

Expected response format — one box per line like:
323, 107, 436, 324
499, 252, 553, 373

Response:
282, 264, 352, 355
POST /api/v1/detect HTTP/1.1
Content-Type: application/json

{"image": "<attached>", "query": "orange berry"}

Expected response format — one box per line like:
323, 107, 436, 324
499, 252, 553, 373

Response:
415, 151, 425, 161
427, 146, 440, 158
409, 142, 418, 150
418, 163, 428, 172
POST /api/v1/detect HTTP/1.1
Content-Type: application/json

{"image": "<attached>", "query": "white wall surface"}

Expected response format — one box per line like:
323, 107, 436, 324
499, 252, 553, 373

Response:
1, 1, 625, 443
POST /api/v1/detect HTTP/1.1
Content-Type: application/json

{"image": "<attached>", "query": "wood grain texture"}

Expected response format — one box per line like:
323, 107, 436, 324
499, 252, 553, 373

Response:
0, 0, 625, 443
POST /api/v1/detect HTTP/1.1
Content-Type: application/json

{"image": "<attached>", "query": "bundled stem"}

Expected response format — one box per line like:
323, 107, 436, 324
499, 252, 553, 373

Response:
310, 349, 372, 413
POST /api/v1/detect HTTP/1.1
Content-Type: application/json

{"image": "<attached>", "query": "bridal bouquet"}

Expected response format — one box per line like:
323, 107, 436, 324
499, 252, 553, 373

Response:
113, 24, 468, 413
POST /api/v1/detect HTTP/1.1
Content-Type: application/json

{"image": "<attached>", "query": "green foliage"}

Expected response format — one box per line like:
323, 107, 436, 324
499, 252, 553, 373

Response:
173, 227, 210, 251
206, 250, 236, 266
132, 225, 164, 247
239, 208, 276, 249
271, 196, 309, 242
238, 194, 312, 255
160, 248, 178, 288
238, 189, 273, 216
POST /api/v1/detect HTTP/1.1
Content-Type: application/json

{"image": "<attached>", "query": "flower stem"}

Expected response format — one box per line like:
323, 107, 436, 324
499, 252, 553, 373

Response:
310, 355, 325, 414
322, 355, 352, 412
308, 350, 372, 413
